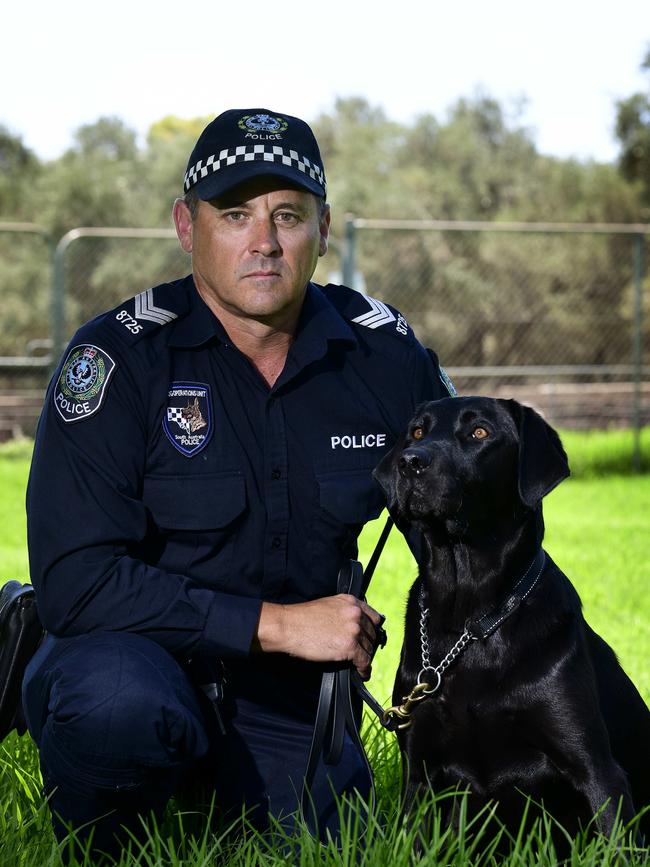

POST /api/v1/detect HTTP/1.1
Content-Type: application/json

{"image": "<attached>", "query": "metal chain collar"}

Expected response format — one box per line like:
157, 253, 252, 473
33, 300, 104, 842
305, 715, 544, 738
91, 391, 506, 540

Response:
383, 588, 476, 730
383, 549, 546, 731
417, 587, 476, 693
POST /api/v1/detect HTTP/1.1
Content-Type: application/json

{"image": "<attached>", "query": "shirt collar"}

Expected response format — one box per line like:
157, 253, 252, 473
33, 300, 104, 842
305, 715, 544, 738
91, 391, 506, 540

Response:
277, 282, 357, 385
167, 277, 229, 348
168, 279, 357, 360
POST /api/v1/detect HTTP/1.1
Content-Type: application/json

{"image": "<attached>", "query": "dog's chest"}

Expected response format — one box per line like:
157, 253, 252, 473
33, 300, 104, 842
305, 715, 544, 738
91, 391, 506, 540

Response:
407, 691, 545, 786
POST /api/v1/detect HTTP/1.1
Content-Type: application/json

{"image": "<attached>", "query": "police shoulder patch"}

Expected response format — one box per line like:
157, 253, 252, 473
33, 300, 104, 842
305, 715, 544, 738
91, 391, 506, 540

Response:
54, 344, 116, 423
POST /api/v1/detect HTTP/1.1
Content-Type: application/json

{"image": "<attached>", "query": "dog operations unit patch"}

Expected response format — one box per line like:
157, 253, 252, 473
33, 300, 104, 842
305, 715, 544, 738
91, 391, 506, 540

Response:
54, 344, 116, 423
163, 382, 213, 457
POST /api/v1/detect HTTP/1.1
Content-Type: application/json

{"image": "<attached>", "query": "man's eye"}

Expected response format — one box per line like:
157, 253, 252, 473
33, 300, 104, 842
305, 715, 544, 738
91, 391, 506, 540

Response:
225, 211, 245, 222
472, 427, 489, 440
275, 212, 299, 225
412, 427, 424, 440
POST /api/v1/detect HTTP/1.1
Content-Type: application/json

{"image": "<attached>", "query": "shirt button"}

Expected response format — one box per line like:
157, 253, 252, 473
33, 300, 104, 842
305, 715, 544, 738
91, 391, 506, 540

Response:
272, 537, 282, 549
271, 468, 281, 480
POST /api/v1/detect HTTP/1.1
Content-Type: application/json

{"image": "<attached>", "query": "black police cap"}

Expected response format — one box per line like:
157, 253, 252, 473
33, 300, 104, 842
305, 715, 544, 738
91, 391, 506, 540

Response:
184, 108, 327, 201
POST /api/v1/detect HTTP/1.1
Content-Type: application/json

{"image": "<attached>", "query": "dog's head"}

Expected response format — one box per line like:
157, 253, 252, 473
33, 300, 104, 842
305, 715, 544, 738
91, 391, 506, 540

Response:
374, 397, 569, 537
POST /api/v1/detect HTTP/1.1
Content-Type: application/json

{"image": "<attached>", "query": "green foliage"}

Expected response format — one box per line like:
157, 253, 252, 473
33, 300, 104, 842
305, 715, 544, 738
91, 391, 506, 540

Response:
0, 125, 41, 218
616, 46, 650, 213
2, 85, 649, 360
34, 118, 143, 238
314, 95, 647, 364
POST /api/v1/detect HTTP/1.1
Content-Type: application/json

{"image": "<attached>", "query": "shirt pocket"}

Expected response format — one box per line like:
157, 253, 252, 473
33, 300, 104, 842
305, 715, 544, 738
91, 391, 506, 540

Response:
308, 468, 386, 597
316, 468, 385, 525
142, 471, 246, 588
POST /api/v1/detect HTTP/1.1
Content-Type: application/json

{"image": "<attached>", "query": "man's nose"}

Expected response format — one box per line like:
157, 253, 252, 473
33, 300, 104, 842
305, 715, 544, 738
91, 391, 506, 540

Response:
399, 447, 433, 476
250, 219, 281, 257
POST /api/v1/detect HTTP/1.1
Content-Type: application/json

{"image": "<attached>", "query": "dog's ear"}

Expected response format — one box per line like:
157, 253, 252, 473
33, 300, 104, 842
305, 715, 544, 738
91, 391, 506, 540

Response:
372, 444, 399, 508
504, 400, 570, 509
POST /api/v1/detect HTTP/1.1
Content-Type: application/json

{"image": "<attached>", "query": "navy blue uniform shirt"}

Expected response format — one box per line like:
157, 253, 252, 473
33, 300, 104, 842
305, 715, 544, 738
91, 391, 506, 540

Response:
27, 277, 452, 670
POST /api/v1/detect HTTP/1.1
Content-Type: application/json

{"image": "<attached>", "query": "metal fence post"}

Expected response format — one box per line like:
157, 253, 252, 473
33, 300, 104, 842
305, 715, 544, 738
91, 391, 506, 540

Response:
632, 233, 645, 472
342, 215, 356, 289
51, 230, 79, 375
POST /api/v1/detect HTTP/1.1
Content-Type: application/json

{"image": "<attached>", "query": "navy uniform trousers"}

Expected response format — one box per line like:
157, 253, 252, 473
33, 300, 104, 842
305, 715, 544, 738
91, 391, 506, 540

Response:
23, 631, 369, 857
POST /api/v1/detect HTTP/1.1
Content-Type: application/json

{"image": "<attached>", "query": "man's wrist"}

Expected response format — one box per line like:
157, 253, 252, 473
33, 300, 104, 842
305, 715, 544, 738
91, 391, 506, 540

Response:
253, 601, 287, 653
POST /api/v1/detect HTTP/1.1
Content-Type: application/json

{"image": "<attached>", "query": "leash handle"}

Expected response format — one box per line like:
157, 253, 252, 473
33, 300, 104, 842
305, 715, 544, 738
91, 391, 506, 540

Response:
301, 520, 395, 833
301, 560, 370, 834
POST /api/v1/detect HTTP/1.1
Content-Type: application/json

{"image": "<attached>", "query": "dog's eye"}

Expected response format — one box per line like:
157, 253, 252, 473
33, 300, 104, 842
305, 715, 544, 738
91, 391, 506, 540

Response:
412, 427, 424, 440
472, 427, 490, 440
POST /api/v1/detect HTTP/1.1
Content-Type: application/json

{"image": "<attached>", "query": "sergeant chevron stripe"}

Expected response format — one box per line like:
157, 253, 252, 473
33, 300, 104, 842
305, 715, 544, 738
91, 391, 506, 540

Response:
134, 289, 178, 325
351, 296, 396, 330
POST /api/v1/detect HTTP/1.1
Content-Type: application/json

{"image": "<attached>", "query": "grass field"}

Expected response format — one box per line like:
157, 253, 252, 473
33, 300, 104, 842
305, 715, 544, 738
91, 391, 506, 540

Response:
1, 434, 649, 865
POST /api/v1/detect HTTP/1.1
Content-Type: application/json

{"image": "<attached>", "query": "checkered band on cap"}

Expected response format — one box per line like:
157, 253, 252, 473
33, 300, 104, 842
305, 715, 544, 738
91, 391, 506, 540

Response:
184, 144, 327, 196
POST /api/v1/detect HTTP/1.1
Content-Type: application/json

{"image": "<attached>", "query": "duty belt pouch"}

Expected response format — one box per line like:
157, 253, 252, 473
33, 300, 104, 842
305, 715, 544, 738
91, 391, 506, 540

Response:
0, 581, 45, 741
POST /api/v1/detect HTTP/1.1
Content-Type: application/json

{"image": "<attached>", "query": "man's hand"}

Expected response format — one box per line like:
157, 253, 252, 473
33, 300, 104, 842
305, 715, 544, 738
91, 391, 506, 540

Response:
254, 595, 384, 680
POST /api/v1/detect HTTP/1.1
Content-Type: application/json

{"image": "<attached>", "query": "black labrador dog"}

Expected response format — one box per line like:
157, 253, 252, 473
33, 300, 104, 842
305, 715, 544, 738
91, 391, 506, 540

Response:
374, 396, 650, 842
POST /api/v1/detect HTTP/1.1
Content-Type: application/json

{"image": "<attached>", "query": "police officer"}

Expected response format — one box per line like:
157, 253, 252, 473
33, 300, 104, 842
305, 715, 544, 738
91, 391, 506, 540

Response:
24, 108, 453, 857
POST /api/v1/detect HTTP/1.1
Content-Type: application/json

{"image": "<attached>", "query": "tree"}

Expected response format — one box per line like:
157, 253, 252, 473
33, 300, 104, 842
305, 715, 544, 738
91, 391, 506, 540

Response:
0, 125, 40, 217
616, 47, 650, 212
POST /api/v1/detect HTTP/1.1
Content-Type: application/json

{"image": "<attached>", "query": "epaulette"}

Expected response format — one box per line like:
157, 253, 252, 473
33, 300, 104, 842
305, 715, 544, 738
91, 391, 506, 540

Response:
100, 278, 191, 344
320, 283, 413, 342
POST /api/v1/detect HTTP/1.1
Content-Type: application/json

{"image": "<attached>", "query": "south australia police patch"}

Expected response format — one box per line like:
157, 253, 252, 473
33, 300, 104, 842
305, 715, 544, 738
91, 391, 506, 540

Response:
54, 344, 116, 423
163, 382, 212, 457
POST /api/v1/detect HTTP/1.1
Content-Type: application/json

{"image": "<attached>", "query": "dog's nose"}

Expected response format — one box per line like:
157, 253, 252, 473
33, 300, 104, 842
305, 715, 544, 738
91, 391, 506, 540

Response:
399, 447, 432, 476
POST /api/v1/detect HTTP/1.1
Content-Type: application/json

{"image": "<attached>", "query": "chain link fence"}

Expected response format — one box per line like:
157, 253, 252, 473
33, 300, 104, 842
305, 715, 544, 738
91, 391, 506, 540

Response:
1, 224, 51, 359
342, 219, 649, 438
1, 220, 648, 447
51, 229, 192, 358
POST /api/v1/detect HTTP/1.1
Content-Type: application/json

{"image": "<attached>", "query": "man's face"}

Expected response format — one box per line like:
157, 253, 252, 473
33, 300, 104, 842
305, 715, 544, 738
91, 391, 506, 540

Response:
174, 177, 330, 328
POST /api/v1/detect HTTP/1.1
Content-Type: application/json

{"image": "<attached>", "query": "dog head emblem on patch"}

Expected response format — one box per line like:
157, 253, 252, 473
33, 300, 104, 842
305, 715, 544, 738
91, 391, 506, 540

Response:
54, 344, 116, 423
163, 382, 213, 457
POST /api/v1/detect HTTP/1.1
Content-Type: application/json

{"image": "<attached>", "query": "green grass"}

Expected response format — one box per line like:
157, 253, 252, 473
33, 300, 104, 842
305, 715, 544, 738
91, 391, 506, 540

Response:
0, 438, 32, 579
1, 434, 649, 864
558, 427, 650, 477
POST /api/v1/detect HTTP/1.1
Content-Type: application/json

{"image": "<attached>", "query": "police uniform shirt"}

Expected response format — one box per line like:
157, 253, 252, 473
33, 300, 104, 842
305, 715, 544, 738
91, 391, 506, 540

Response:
27, 277, 452, 666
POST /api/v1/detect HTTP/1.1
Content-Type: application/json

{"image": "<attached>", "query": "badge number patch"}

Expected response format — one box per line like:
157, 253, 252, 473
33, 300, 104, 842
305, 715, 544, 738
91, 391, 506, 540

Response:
54, 344, 116, 423
163, 382, 213, 457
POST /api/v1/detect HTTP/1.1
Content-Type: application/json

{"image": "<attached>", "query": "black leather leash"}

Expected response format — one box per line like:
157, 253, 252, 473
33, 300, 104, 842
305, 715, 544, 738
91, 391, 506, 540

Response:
301, 516, 394, 830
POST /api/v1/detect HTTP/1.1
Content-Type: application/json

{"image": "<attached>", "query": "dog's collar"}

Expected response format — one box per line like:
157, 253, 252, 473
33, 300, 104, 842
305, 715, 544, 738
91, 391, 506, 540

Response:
383, 548, 547, 730
462, 547, 547, 640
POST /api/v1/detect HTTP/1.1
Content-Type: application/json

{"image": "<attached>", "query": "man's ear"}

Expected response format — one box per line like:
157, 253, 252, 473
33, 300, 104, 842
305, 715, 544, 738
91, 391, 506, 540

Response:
173, 198, 194, 254
372, 444, 400, 508
318, 202, 331, 257
502, 400, 570, 509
